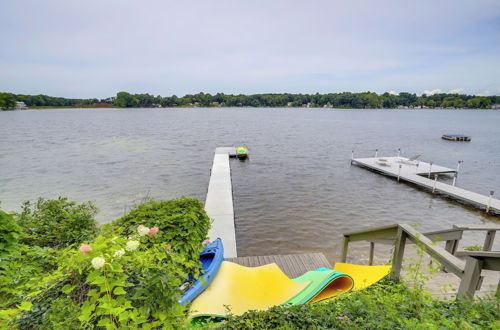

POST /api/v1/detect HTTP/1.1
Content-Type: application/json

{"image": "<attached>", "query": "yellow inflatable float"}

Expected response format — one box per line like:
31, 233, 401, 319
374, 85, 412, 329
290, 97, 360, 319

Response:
189, 261, 390, 319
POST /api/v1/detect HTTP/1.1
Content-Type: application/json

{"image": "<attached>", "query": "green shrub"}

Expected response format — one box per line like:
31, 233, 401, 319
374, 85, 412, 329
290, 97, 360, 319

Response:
209, 280, 500, 329
112, 197, 211, 277
0, 209, 22, 256
3, 198, 211, 329
15, 197, 98, 248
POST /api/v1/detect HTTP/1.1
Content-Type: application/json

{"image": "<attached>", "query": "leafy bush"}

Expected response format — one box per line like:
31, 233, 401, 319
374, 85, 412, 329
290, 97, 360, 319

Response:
2, 197, 211, 329
15, 197, 98, 248
0, 209, 22, 256
112, 197, 211, 277
209, 280, 499, 329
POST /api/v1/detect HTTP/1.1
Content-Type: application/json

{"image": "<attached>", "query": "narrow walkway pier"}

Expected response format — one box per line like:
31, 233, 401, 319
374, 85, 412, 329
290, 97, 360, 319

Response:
352, 156, 499, 214
205, 147, 238, 258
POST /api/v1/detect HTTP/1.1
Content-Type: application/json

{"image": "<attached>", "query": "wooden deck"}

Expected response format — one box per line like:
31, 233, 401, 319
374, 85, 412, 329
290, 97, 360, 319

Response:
352, 156, 499, 214
226, 253, 332, 278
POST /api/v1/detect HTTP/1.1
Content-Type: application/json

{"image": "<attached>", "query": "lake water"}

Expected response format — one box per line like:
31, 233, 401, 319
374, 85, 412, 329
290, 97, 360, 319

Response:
1, 108, 499, 262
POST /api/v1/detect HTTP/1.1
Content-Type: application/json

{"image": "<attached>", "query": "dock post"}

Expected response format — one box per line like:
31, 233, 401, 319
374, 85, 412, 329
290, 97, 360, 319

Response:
432, 174, 438, 193
486, 191, 494, 213
397, 165, 402, 182
428, 162, 433, 178
351, 150, 354, 164
415, 163, 419, 174
453, 160, 463, 186
375, 149, 378, 157
397, 148, 401, 157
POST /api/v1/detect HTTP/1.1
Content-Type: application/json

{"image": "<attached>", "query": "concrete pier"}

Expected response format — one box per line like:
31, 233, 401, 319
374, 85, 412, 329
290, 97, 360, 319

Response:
352, 156, 500, 214
205, 147, 238, 258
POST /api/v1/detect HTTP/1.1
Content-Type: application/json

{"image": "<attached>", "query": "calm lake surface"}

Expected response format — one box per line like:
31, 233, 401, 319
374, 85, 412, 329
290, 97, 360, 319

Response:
1, 108, 499, 262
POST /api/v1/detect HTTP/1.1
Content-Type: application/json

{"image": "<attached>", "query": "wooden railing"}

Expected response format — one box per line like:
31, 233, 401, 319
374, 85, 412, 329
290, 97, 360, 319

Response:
341, 223, 500, 299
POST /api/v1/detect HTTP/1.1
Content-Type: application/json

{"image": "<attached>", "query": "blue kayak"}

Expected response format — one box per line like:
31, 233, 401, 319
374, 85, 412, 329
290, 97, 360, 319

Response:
179, 238, 224, 305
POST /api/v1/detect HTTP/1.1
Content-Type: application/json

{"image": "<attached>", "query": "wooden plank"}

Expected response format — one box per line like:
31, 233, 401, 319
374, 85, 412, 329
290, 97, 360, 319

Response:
283, 254, 300, 278
424, 228, 463, 242
345, 224, 399, 242
228, 253, 332, 279
453, 224, 500, 231
459, 251, 500, 271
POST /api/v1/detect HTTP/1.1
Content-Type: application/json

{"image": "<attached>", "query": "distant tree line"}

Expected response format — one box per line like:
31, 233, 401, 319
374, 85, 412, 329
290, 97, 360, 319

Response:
1, 91, 499, 110
0, 92, 17, 110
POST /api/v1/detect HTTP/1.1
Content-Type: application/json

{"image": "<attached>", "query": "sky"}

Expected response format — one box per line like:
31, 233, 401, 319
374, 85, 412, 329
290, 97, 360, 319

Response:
1, 0, 499, 98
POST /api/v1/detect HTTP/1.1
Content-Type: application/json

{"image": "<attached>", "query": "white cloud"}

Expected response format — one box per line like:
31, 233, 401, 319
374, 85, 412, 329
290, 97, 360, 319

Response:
422, 89, 443, 96
448, 88, 466, 94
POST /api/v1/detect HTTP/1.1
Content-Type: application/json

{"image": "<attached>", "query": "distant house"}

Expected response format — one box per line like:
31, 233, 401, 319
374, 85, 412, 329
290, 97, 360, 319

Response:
15, 101, 27, 110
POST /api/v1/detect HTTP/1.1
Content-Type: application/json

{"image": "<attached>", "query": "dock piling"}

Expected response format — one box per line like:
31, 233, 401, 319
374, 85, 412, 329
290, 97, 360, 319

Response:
375, 149, 378, 157
428, 162, 433, 178
397, 148, 401, 157
487, 191, 495, 213
432, 175, 438, 193
397, 164, 402, 182
453, 161, 463, 187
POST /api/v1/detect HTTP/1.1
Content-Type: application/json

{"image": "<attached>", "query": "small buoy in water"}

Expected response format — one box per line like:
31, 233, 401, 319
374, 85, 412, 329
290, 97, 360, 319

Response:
236, 147, 248, 159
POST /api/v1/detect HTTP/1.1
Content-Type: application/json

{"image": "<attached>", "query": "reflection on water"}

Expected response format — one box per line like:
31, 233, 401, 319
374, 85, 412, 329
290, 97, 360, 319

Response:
1, 108, 499, 262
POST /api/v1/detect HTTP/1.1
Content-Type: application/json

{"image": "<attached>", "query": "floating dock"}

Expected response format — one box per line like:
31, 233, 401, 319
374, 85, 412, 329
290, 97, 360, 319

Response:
352, 156, 499, 214
205, 147, 238, 258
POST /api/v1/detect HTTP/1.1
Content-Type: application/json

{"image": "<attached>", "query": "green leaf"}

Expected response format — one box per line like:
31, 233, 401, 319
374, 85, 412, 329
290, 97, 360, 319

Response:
61, 284, 75, 294
113, 287, 127, 295
18, 301, 32, 311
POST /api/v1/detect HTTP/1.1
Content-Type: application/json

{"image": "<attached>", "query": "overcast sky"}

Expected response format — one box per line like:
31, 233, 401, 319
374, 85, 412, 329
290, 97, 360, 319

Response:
1, 0, 499, 98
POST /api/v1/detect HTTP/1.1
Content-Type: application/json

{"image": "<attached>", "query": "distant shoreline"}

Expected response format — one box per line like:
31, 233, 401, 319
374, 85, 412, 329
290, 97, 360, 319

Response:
16, 106, 499, 111
2, 91, 498, 110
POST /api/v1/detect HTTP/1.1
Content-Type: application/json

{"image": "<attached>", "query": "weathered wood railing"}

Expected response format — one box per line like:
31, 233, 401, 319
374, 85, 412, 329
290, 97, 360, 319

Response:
341, 223, 500, 299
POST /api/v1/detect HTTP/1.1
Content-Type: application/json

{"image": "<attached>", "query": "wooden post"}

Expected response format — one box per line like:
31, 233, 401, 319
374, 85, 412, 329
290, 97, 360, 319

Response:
486, 191, 494, 213
457, 256, 483, 300
442, 239, 459, 272
369, 242, 375, 265
391, 226, 407, 280
483, 230, 496, 251
428, 162, 433, 178
375, 149, 378, 157
397, 165, 402, 182
341, 236, 349, 262
351, 150, 354, 164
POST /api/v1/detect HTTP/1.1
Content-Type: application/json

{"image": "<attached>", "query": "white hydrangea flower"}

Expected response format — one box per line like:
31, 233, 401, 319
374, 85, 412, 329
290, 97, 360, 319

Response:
114, 249, 125, 258
126, 240, 140, 252
91, 257, 106, 269
137, 225, 150, 236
